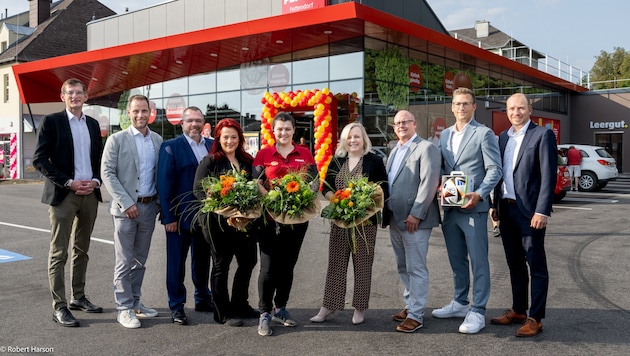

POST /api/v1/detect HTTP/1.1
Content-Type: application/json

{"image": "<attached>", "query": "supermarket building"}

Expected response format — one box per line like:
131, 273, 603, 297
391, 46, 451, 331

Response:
10, 0, 630, 177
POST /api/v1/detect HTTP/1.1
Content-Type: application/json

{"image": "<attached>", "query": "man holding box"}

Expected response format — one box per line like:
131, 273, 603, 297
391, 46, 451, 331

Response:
434, 87, 502, 334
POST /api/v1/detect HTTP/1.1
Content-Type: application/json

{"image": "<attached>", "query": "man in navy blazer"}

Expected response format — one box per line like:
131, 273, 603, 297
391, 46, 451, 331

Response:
434, 88, 502, 334
157, 107, 214, 325
33, 78, 104, 327
490, 93, 556, 337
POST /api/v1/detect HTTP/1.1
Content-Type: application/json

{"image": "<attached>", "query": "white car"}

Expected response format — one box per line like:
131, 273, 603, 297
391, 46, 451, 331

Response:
558, 144, 618, 192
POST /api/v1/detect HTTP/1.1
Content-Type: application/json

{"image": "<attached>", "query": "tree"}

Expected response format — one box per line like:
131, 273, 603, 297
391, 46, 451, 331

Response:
590, 47, 630, 89
118, 90, 131, 129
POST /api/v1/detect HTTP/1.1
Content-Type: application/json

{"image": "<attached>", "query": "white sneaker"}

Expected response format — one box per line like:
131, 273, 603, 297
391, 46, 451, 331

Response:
134, 302, 158, 318
432, 300, 469, 318
459, 311, 485, 334
118, 309, 141, 329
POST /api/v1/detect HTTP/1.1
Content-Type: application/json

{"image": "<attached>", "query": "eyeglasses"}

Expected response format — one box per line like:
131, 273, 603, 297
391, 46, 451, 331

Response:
63, 90, 85, 96
452, 102, 473, 108
182, 119, 204, 124
392, 119, 415, 127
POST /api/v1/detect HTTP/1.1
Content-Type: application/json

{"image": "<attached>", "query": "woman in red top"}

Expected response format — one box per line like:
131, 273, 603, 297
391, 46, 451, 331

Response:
253, 112, 317, 336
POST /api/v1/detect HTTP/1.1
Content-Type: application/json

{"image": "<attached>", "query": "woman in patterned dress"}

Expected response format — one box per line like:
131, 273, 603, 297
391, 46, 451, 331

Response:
310, 122, 388, 325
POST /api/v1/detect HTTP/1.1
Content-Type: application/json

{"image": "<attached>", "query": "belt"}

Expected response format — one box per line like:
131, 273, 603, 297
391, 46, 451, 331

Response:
137, 195, 157, 203
502, 198, 517, 204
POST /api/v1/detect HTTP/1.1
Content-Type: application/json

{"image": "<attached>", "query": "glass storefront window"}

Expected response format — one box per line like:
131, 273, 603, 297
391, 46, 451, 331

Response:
189, 93, 216, 118
217, 69, 241, 92
293, 57, 328, 85
214, 91, 241, 126
330, 52, 363, 80
189, 72, 216, 95
145, 82, 163, 100
163, 77, 188, 98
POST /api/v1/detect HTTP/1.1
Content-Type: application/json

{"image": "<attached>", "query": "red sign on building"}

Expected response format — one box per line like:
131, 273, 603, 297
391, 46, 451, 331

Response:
282, 0, 327, 14
409, 63, 422, 93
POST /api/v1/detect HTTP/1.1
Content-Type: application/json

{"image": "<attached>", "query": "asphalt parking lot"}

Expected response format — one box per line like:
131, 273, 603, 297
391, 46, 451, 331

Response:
1, 179, 629, 355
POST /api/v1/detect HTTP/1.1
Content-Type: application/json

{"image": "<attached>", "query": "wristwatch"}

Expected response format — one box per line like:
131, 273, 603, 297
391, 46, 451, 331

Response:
64, 179, 73, 189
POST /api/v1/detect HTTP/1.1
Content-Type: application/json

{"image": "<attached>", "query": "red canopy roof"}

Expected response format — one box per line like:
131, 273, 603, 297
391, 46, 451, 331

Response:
12, 2, 587, 104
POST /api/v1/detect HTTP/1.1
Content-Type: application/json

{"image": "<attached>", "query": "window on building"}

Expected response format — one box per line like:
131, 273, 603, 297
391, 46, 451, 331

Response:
1, 41, 7, 52
3, 74, 9, 103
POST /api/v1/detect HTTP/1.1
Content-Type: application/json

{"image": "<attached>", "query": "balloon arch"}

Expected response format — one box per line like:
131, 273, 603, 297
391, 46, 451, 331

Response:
260, 88, 338, 187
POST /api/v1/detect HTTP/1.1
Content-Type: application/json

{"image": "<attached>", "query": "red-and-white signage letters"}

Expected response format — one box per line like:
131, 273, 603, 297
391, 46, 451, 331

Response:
282, 0, 326, 14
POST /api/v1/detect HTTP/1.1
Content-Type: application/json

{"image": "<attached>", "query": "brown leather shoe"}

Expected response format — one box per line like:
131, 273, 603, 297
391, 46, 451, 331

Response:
516, 317, 543, 337
490, 309, 527, 325
396, 318, 423, 333
392, 308, 408, 322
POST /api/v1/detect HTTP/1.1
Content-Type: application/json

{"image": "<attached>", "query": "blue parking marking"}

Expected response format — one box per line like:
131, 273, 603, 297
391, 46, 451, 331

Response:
0, 249, 32, 263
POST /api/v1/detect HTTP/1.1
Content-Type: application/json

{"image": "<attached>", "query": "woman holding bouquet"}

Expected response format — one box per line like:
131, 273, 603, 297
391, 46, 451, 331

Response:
253, 112, 318, 336
193, 119, 260, 327
311, 122, 388, 325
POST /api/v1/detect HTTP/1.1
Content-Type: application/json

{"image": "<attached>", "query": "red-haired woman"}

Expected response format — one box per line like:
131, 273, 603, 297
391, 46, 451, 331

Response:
194, 119, 259, 327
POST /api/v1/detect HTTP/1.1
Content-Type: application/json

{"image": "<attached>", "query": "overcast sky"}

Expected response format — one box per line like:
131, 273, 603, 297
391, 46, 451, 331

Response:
2, 0, 627, 73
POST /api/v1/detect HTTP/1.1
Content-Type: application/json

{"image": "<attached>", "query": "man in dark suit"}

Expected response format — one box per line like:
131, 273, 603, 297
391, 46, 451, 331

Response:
33, 78, 104, 327
157, 107, 213, 325
490, 93, 557, 337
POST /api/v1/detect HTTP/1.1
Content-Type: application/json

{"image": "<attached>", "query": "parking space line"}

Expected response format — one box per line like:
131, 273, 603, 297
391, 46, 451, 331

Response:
0, 221, 114, 245
553, 206, 593, 210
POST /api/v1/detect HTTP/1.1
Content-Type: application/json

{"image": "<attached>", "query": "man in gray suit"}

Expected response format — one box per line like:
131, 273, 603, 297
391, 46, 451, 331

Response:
101, 95, 163, 328
433, 87, 502, 334
384, 110, 441, 333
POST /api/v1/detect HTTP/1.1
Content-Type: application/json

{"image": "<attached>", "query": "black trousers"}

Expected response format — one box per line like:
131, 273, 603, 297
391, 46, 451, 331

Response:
202, 213, 258, 323
257, 221, 308, 313
499, 200, 549, 321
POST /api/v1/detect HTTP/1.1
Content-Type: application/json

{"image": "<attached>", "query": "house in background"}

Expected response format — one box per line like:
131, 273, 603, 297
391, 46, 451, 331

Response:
450, 20, 585, 85
0, 0, 115, 179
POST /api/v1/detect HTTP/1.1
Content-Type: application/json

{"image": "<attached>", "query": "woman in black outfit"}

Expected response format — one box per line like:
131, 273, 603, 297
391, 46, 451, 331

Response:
194, 119, 259, 326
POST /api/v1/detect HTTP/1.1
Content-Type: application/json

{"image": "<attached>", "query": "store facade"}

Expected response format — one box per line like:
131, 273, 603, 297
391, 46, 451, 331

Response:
12, 0, 591, 178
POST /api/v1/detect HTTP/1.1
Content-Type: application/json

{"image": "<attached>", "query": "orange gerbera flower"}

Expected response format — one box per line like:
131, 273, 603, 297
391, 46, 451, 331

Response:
220, 186, 231, 197
286, 181, 300, 193
222, 176, 235, 188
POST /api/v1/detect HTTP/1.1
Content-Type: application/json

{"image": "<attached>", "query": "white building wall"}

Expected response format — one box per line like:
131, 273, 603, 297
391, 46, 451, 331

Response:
88, 0, 281, 50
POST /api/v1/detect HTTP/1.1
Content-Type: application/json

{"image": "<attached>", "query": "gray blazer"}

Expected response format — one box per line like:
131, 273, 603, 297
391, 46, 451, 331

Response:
385, 135, 441, 231
101, 127, 163, 216
439, 119, 502, 213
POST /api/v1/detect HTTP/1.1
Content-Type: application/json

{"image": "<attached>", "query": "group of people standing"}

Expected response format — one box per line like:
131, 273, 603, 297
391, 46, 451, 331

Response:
377, 88, 555, 337
309, 87, 555, 338
34, 78, 554, 339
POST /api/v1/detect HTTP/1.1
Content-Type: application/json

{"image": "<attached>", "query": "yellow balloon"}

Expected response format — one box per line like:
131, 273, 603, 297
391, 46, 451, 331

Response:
325, 97, 332, 104
322, 88, 330, 95
325, 115, 332, 121
268, 138, 275, 146
321, 143, 328, 150
264, 133, 271, 140
322, 120, 329, 128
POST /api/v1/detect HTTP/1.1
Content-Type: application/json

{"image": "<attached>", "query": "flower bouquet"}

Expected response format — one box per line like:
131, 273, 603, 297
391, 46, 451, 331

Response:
199, 168, 262, 231
263, 172, 321, 224
320, 177, 384, 252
